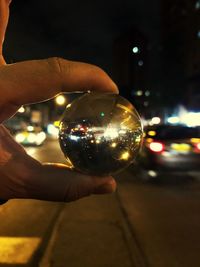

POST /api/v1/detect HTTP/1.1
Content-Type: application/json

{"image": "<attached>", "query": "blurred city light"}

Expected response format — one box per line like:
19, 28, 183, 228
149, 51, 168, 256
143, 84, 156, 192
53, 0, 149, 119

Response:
138, 60, 144, 66
15, 133, 25, 143
15, 131, 46, 146
167, 111, 200, 127
132, 46, 139, 53
55, 95, 66, 105
18, 106, 25, 113
66, 103, 71, 109
149, 141, 164, 153
104, 127, 118, 138
148, 170, 158, 177
54, 121, 60, 127
196, 0, 200, 9
27, 126, 34, 131
151, 117, 161, 125
47, 124, 59, 137
145, 90, 150, 96
27, 133, 37, 143
120, 151, 130, 160
180, 112, 200, 127
167, 116, 180, 124
136, 90, 143, 96
148, 130, 156, 136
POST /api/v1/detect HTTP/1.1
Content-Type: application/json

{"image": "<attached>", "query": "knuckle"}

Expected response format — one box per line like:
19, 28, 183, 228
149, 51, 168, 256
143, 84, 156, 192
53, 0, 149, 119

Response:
46, 57, 72, 85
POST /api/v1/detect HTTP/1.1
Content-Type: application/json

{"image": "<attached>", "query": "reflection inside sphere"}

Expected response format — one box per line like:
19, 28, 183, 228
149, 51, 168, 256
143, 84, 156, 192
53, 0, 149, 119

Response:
59, 93, 143, 176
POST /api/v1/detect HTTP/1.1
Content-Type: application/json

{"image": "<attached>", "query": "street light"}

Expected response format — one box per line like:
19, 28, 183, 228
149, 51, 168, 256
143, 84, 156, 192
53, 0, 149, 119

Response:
55, 95, 66, 106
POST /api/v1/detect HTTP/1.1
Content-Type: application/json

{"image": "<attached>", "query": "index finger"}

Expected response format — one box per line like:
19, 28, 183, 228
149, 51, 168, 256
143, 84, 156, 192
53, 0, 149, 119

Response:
0, 58, 118, 104
0, 58, 118, 122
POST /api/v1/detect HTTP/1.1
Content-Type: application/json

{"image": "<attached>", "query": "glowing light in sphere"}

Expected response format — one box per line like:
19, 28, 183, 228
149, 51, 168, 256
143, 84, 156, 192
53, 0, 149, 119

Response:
59, 93, 143, 176
55, 95, 66, 106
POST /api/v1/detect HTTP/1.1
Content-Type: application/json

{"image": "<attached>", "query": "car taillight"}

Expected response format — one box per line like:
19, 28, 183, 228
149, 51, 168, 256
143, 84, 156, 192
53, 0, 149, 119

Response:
195, 143, 200, 151
149, 142, 164, 153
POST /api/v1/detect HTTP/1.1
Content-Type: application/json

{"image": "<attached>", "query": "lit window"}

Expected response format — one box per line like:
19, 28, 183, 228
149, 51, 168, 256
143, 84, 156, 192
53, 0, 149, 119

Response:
197, 30, 200, 38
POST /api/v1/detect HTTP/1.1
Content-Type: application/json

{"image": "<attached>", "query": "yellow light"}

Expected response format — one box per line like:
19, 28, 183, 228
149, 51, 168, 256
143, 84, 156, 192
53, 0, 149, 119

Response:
120, 151, 130, 160
18, 106, 25, 113
66, 103, 71, 108
151, 117, 161, 125
0, 237, 41, 264
191, 138, 200, 143
136, 90, 143, 96
146, 138, 153, 143
27, 133, 36, 143
111, 142, 117, 148
120, 115, 131, 125
36, 132, 46, 145
116, 103, 136, 116
15, 133, 25, 143
148, 130, 156, 136
54, 121, 60, 127
171, 143, 191, 152
104, 127, 118, 138
135, 136, 141, 143
55, 95, 66, 105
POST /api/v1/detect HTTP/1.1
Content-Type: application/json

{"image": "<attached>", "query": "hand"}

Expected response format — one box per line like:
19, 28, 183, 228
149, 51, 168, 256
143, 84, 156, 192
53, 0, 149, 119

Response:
0, 1, 118, 202
0, 0, 12, 64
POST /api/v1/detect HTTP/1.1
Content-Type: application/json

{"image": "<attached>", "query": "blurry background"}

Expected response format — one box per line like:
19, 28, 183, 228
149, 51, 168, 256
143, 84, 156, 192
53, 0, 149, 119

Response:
4, 0, 200, 129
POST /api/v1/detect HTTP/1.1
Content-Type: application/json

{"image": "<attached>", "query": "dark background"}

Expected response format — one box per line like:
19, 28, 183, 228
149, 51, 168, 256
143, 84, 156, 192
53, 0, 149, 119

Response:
4, 0, 200, 118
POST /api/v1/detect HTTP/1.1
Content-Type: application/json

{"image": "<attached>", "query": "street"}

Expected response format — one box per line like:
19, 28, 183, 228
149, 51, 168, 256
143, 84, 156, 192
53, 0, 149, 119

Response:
1, 139, 200, 267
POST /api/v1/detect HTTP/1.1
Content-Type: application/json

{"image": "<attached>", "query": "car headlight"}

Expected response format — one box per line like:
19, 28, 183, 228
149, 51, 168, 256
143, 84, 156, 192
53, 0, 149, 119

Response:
15, 133, 26, 143
27, 133, 37, 143
36, 132, 46, 145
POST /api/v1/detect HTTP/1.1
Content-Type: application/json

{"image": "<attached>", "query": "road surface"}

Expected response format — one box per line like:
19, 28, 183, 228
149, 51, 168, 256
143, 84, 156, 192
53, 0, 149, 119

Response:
1, 139, 200, 267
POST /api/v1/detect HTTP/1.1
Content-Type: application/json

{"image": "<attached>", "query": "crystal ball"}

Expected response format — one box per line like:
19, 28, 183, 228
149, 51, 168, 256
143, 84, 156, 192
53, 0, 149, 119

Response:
59, 93, 143, 176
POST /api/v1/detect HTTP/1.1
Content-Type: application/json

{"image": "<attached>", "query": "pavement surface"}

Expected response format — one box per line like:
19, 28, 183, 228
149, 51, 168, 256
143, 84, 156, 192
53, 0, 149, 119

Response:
1, 139, 200, 267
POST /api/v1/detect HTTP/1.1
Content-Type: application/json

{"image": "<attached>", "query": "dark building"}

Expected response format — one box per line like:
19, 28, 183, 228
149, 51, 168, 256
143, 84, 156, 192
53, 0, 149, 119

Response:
112, 29, 149, 114
161, 0, 200, 110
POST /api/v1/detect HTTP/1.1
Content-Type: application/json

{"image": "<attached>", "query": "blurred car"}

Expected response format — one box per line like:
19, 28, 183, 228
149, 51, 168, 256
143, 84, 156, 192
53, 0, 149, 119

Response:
15, 126, 46, 146
138, 125, 200, 178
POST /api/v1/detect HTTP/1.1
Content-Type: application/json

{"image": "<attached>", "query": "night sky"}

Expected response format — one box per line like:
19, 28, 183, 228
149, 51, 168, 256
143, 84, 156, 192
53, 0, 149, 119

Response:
4, 0, 160, 75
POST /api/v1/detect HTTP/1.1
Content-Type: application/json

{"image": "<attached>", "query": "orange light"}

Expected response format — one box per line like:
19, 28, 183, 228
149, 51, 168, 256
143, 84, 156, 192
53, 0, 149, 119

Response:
196, 143, 200, 150
149, 142, 164, 153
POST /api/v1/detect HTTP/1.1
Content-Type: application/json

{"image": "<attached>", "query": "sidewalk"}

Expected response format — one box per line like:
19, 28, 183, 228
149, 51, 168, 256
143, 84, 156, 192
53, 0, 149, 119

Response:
39, 193, 138, 267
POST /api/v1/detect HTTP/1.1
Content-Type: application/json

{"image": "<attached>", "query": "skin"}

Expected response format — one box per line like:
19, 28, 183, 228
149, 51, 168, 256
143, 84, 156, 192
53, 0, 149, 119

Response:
0, 0, 118, 202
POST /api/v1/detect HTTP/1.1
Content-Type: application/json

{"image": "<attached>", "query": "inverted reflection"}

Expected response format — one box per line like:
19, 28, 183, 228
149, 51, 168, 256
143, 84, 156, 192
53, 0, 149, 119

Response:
59, 93, 143, 176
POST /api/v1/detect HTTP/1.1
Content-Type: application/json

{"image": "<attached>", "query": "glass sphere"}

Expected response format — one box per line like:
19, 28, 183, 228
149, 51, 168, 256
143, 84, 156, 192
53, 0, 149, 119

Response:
59, 93, 143, 176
